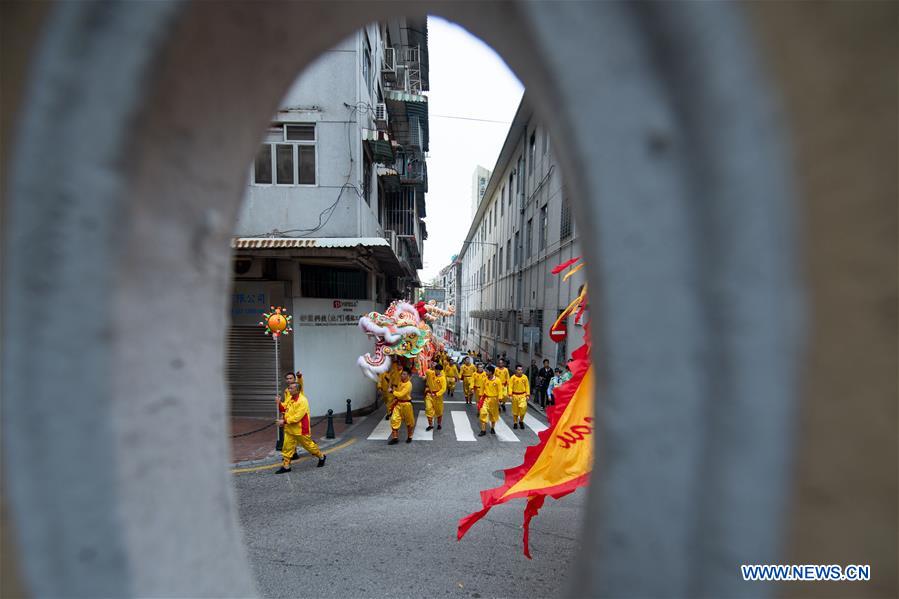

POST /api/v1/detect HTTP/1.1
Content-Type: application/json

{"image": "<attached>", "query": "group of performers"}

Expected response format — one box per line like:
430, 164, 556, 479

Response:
377, 352, 531, 443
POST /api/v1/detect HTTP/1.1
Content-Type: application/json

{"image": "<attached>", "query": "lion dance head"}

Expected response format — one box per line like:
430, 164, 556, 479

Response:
357, 300, 455, 380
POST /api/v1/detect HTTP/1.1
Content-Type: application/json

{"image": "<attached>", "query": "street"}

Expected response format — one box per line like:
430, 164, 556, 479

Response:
233, 391, 585, 599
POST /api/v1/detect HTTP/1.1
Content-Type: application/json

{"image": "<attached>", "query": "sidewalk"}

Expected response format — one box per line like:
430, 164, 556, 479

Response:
230, 413, 362, 464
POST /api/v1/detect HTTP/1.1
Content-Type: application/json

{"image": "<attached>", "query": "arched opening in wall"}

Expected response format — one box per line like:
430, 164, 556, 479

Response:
226, 15, 591, 597
2, 1, 809, 596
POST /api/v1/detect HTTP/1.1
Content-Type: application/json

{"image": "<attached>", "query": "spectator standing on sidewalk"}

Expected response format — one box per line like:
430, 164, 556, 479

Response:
537, 359, 554, 408
527, 360, 539, 400
547, 367, 564, 406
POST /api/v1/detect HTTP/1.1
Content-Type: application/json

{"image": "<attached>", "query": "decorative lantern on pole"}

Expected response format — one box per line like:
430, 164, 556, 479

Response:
260, 306, 292, 450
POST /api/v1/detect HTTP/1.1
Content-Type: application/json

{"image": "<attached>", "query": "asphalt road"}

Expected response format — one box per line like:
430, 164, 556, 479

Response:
233, 394, 585, 599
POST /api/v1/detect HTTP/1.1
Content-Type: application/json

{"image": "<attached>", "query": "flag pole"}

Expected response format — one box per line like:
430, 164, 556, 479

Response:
275, 334, 283, 450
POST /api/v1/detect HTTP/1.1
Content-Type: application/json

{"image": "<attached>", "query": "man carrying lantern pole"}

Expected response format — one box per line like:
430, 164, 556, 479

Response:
276, 380, 326, 473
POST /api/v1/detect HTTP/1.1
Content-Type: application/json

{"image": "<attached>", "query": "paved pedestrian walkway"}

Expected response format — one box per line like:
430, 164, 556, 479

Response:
230, 414, 355, 463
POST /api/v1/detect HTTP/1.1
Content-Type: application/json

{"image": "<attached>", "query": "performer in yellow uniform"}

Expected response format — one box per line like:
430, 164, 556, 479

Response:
377, 370, 390, 417
472, 363, 487, 409
389, 369, 415, 445
460, 358, 476, 405
495, 359, 511, 413
478, 365, 502, 436
509, 364, 531, 429
276, 381, 326, 473
384, 360, 403, 421
444, 361, 460, 398
424, 363, 447, 431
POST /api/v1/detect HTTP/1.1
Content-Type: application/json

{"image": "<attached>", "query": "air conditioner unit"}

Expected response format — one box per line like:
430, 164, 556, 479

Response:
374, 103, 389, 130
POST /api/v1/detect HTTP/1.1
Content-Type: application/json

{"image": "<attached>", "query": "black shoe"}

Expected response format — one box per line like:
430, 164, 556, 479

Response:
293, 453, 301, 460
406, 437, 413, 443
513, 422, 518, 429
317, 455, 327, 468
490, 428, 496, 435
275, 467, 291, 474
437, 424, 442, 430
426, 425, 433, 431
388, 438, 398, 445
385, 414, 390, 421
478, 431, 486, 437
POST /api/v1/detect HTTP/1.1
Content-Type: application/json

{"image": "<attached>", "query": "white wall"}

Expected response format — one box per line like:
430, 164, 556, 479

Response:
291, 297, 378, 416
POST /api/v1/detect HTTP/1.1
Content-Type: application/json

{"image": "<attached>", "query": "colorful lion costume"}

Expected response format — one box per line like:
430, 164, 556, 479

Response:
357, 300, 455, 380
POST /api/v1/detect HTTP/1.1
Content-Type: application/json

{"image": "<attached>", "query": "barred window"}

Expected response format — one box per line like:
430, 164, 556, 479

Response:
560, 193, 572, 241
301, 265, 367, 299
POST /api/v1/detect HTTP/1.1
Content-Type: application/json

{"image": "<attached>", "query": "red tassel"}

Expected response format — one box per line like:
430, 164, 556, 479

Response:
522, 495, 547, 559
551, 257, 581, 275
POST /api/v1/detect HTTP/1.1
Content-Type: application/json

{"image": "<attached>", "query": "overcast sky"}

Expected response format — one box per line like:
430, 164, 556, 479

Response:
420, 16, 524, 283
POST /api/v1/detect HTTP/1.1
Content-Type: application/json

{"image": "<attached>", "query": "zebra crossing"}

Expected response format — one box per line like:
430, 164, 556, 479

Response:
366, 403, 549, 442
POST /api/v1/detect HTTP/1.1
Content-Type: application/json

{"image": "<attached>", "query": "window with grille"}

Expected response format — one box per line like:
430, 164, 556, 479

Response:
560, 193, 572, 241
529, 132, 536, 176
526, 218, 533, 258
534, 309, 544, 355
539, 204, 548, 251
300, 265, 367, 299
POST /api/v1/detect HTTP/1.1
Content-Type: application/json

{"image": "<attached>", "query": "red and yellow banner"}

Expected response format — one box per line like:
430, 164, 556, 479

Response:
457, 265, 593, 557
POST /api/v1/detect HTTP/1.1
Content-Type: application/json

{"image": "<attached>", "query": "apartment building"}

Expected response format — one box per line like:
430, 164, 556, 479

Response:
228, 19, 429, 417
458, 93, 583, 367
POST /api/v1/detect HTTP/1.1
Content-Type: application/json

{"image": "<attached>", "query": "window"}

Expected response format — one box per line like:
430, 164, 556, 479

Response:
542, 127, 548, 155
363, 35, 372, 97
500, 186, 505, 215
539, 204, 548, 251
498, 247, 503, 274
508, 173, 514, 205
275, 144, 294, 184
506, 239, 511, 270
516, 158, 522, 194
529, 132, 536, 176
534, 309, 544, 355
526, 218, 533, 258
362, 156, 372, 205
493, 253, 498, 278
514, 232, 520, 266
301, 265, 367, 299
253, 124, 317, 185
560, 193, 572, 241
254, 145, 272, 184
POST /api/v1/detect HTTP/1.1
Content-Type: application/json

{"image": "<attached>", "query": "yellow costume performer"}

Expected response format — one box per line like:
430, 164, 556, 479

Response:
509, 371, 531, 429
424, 367, 447, 430
389, 374, 415, 444
479, 373, 502, 435
472, 368, 487, 408
460, 361, 476, 404
445, 362, 459, 397
384, 361, 403, 420
495, 364, 510, 411
277, 386, 326, 472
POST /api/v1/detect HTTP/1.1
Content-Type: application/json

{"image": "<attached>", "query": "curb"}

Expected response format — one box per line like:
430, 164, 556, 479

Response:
230, 413, 373, 469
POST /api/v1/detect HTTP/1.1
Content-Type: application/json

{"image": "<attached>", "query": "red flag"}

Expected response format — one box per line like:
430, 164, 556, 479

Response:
457, 324, 593, 557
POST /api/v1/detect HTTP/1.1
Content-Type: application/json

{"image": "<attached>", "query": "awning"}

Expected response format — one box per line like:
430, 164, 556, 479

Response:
385, 91, 429, 152
232, 237, 407, 275
362, 129, 395, 164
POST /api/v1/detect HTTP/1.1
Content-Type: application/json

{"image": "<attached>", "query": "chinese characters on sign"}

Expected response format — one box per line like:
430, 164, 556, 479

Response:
295, 313, 361, 326
231, 292, 268, 317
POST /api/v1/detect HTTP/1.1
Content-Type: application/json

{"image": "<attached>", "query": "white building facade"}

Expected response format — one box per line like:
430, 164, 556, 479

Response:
458, 94, 583, 368
228, 19, 429, 417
